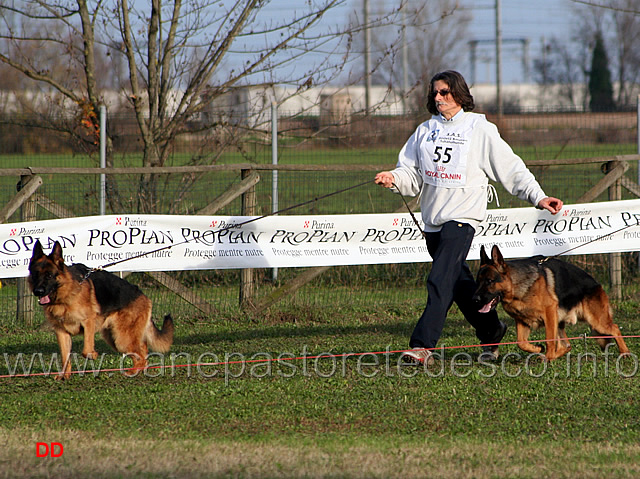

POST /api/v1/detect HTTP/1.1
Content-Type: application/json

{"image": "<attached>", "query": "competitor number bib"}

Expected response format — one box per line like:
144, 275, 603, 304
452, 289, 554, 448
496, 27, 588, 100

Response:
420, 114, 482, 188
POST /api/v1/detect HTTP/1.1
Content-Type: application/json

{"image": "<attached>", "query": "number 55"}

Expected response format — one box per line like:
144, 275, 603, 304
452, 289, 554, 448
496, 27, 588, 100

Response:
434, 146, 452, 163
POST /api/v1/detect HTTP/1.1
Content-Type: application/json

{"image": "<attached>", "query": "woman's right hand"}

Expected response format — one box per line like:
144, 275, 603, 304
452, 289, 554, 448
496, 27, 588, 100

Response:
374, 171, 395, 188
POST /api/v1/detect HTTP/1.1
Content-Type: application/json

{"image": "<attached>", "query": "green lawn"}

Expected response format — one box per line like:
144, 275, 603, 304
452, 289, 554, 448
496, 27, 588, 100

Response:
2, 143, 640, 477
1, 301, 639, 478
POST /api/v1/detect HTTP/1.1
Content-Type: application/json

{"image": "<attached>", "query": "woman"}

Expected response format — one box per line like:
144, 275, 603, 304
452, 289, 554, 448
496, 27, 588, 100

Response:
375, 70, 563, 364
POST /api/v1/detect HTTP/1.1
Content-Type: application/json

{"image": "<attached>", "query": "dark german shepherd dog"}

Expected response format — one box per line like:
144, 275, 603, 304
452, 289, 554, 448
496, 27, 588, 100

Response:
28, 240, 174, 379
473, 245, 629, 361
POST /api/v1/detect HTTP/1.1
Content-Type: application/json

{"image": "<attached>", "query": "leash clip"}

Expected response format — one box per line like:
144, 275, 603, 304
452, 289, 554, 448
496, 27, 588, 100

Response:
81, 267, 100, 284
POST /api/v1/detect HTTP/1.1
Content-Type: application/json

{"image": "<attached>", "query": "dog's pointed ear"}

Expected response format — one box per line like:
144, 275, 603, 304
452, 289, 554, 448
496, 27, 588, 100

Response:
491, 245, 506, 267
479, 245, 491, 265
30, 240, 45, 263
50, 241, 64, 266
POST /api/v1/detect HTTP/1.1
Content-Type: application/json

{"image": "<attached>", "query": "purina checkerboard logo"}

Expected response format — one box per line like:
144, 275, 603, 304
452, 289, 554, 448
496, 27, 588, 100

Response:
116, 216, 148, 227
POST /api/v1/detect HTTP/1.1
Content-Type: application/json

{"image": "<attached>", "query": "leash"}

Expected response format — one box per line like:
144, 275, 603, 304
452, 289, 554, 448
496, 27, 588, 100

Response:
538, 222, 637, 264
388, 180, 638, 263
93, 179, 374, 271
391, 182, 427, 239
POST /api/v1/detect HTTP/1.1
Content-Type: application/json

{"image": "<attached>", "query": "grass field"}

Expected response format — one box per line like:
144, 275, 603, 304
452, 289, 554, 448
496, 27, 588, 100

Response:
2, 142, 640, 477
2, 299, 640, 478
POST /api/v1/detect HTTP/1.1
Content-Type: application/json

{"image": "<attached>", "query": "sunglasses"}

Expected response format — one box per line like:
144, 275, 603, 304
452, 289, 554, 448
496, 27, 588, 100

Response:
432, 89, 451, 97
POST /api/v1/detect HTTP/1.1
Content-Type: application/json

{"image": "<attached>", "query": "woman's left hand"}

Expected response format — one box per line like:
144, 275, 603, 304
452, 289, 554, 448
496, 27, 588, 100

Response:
537, 197, 563, 215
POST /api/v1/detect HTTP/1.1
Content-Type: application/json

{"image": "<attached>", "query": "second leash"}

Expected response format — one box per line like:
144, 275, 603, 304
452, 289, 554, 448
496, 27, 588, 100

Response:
99, 178, 375, 270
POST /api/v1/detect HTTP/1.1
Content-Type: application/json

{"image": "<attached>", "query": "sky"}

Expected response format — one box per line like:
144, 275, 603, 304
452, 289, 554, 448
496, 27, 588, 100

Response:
256, 0, 578, 85
463, 0, 576, 84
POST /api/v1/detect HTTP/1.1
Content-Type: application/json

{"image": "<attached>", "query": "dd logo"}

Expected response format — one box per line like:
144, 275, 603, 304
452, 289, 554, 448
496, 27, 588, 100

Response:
36, 442, 64, 457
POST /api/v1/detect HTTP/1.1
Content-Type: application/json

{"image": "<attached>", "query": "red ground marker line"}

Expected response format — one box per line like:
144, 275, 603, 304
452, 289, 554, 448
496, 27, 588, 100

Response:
1, 335, 638, 379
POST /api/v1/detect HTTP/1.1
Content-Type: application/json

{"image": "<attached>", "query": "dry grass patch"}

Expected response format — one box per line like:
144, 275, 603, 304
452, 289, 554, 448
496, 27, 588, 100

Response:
2, 429, 640, 479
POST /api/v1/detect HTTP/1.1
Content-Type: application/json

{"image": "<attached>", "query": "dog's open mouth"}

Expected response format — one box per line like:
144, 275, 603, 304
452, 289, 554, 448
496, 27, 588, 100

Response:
37, 295, 51, 305
478, 295, 500, 313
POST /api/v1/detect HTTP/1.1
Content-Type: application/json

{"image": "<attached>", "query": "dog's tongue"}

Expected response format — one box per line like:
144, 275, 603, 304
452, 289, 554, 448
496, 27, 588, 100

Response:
478, 303, 492, 314
38, 295, 51, 305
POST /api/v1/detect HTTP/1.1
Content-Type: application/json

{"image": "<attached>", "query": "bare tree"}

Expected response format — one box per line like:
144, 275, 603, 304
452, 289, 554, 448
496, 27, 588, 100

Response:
611, 0, 640, 105
533, 0, 640, 111
350, 0, 470, 112
532, 37, 589, 110
0, 0, 420, 212
575, 0, 640, 107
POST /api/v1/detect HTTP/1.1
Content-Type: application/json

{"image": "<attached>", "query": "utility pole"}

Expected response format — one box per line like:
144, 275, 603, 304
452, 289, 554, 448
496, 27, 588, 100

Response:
495, 0, 503, 115
469, 38, 527, 86
469, 40, 478, 85
402, 4, 408, 113
364, 0, 371, 114
522, 38, 530, 83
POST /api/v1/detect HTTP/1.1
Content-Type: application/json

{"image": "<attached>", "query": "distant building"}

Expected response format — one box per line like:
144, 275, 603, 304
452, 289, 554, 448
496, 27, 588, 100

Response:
2, 81, 637, 124
201, 85, 407, 128
199, 83, 597, 126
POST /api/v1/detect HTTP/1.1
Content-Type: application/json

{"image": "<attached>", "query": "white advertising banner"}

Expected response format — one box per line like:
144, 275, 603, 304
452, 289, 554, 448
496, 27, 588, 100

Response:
2, 199, 640, 279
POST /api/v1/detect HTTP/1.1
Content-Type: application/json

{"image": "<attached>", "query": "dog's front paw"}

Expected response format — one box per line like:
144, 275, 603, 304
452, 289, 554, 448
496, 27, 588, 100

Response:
53, 372, 71, 381
122, 366, 145, 377
517, 342, 543, 354
83, 351, 98, 360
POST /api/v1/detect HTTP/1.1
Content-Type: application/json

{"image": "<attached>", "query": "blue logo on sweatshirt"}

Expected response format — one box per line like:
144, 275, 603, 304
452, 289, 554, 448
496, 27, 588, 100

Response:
426, 129, 440, 142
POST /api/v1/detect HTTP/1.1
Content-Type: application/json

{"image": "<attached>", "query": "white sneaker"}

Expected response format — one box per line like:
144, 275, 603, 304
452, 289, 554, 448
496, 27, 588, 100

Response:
400, 348, 434, 366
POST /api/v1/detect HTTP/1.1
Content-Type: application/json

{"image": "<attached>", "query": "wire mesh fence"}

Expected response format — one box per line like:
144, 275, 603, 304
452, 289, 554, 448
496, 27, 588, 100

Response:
0, 110, 639, 329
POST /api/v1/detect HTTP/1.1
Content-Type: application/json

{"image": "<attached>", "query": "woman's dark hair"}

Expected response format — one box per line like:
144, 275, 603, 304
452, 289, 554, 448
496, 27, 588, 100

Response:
426, 70, 475, 115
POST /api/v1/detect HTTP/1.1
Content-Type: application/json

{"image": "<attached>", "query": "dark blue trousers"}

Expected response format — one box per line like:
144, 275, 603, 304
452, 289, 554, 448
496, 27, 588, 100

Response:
409, 221, 502, 349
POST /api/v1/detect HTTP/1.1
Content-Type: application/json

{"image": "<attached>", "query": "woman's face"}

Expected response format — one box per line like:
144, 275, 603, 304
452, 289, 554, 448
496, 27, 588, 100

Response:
432, 79, 461, 120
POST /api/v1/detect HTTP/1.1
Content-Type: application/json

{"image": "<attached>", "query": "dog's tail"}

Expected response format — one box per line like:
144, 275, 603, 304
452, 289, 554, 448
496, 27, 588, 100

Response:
145, 314, 174, 353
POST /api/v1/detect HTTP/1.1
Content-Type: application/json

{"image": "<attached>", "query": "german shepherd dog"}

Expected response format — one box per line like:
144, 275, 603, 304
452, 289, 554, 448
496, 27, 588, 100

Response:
28, 240, 174, 379
473, 245, 629, 361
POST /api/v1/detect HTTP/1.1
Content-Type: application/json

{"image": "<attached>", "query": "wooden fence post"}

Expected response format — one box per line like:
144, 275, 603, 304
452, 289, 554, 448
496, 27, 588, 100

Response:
16, 175, 38, 327
240, 169, 257, 310
606, 161, 623, 300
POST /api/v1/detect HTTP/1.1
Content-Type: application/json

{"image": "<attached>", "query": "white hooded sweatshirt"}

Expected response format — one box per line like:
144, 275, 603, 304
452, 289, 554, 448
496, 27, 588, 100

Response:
391, 110, 547, 232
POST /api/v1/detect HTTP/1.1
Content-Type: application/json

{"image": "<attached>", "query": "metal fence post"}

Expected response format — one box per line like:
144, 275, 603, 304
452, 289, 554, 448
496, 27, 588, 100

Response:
271, 101, 278, 282
100, 104, 107, 215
